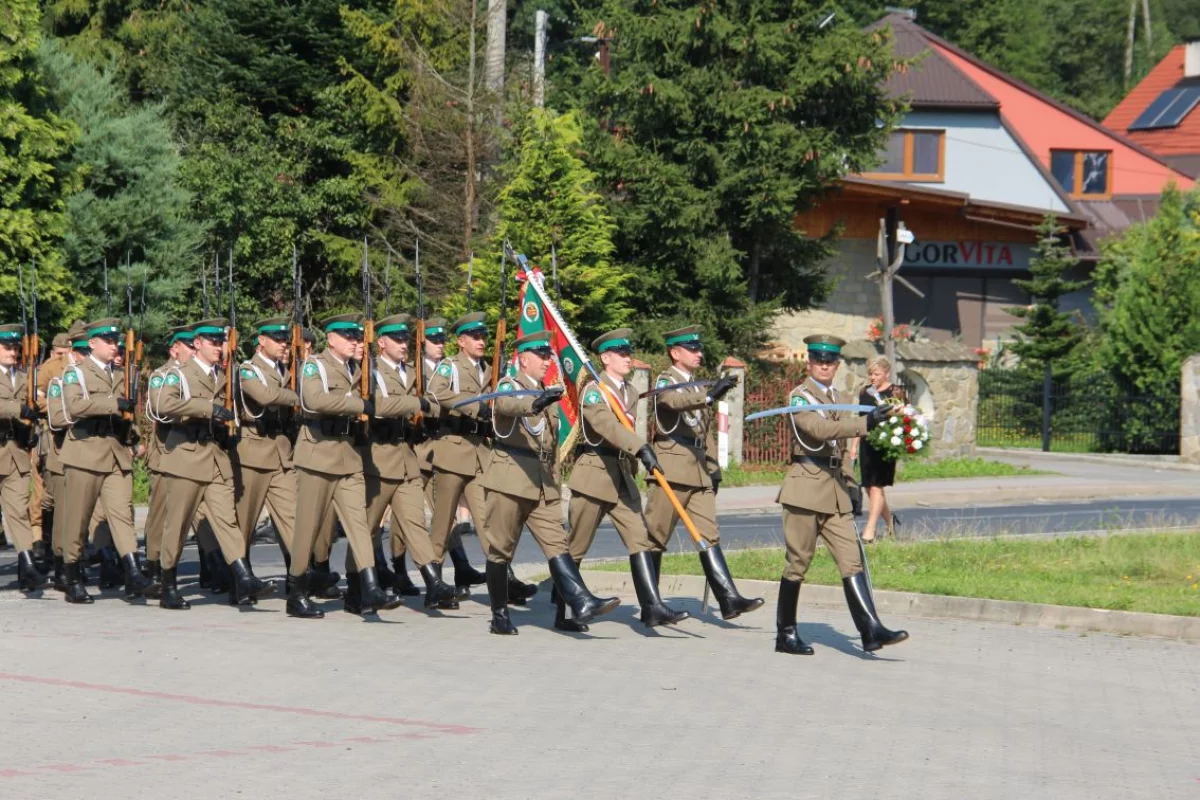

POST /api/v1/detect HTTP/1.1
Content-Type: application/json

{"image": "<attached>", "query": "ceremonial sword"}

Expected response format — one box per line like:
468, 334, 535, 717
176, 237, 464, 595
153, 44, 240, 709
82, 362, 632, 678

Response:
449, 389, 544, 409
745, 403, 874, 422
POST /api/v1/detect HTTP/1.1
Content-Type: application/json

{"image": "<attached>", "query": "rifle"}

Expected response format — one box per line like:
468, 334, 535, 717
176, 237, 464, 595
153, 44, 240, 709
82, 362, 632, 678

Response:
490, 249, 508, 392
383, 252, 392, 315
203, 253, 211, 317
552, 244, 561, 306
360, 236, 374, 430
122, 254, 137, 433
224, 247, 238, 437
16, 261, 38, 444
413, 240, 425, 424
466, 252, 474, 310
104, 257, 111, 315
289, 243, 303, 395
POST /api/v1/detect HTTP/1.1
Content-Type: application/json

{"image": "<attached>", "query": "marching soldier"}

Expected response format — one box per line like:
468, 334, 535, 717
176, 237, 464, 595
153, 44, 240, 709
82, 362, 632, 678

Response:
567, 328, 688, 631
233, 317, 300, 568
26, 335, 68, 564
357, 313, 457, 612
155, 318, 276, 609
33, 330, 72, 574
44, 321, 88, 591
0, 324, 46, 592
484, 331, 619, 635
645, 326, 762, 619
285, 313, 400, 619
774, 334, 907, 655
58, 318, 154, 603
425, 311, 534, 605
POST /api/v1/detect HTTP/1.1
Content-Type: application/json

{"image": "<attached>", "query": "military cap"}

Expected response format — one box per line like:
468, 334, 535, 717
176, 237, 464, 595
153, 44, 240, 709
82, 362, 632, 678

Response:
319, 313, 364, 335
253, 316, 291, 338
592, 328, 634, 354
452, 311, 487, 336
423, 316, 448, 340
515, 331, 553, 355
167, 324, 196, 346
0, 324, 22, 342
68, 320, 88, 349
664, 325, 702, 350
190, 318, 229, 339
804, 333, 846, 363
376, 313, 412, 339
301, 327, 316, 345
85, 317, 123, 339
51, 333, 70, 349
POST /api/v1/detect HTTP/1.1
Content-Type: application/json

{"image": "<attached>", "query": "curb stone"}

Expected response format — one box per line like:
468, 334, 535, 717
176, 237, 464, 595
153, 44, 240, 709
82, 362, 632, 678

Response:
577, 570, 1200, 643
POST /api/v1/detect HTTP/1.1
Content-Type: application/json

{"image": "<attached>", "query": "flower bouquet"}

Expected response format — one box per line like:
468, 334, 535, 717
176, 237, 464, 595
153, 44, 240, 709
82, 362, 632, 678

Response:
867, 404, 930, 461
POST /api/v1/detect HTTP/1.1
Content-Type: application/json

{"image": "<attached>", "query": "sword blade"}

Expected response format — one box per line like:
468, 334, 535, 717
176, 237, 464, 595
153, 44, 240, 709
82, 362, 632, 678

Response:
449, 388, 544, 409
745, 403, 874, 422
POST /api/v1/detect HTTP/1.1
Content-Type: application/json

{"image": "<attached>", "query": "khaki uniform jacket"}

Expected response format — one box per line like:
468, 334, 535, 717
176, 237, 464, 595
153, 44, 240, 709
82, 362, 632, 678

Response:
415, 355, 440, 472
776, 377, 867, 515
144, 359, 177, 473
569, 373, 643, 504
426, 351, 491, 477
157, 357, 233, 481
35, 353, 66, 460
651, 366, 719, 488
236, 352, 299, 471
362, 354, 427, 481
0, 366, 31, 475
43, 357, 74, 475
295, 349, 366, 477
61, 356, 133, 473
483, 371, 559, 501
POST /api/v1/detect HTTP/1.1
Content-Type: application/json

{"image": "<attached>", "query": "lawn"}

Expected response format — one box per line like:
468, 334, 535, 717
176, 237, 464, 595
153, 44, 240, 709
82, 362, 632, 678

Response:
712, 456, 1050, 488
592, 532, 1200, 617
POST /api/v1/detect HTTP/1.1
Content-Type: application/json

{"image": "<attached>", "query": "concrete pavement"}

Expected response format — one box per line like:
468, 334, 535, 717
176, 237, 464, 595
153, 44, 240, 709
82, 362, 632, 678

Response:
1, 584, 1197, 798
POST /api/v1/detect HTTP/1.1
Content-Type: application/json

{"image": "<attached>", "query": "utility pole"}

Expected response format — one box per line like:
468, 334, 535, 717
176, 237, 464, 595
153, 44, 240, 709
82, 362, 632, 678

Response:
534, 10, 548, 108
867, 217, 920, 383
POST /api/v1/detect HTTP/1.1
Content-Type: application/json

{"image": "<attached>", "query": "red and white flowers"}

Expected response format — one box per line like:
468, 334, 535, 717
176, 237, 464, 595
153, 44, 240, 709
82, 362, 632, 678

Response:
867, 404, 930, 461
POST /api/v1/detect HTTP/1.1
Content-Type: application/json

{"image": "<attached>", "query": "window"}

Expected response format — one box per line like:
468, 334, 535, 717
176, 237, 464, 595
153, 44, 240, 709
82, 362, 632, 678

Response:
863, 130, 944, 181
1050, 150, 1111, 198
1129, 87, 1200, 131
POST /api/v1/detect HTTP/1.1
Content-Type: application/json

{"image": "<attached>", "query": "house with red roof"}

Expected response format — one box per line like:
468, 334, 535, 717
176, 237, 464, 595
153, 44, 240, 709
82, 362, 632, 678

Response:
772, 11, 1194, 353
1104, 42, 1200, 179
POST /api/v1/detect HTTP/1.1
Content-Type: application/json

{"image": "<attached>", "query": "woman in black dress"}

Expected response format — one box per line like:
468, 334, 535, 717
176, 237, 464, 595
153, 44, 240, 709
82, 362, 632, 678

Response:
849, 357, 903, 542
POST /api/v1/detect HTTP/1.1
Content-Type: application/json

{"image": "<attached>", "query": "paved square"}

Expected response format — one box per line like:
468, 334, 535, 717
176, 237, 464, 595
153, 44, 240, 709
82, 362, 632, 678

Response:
2, 562, 1197, 799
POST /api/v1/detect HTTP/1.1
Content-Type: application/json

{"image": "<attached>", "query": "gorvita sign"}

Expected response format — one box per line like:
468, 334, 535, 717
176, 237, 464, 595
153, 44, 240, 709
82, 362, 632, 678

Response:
902, 239, 1034, 269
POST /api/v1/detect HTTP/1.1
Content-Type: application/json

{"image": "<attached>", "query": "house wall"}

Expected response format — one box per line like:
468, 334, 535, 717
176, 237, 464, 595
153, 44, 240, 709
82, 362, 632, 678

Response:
897, 110, 1070, 213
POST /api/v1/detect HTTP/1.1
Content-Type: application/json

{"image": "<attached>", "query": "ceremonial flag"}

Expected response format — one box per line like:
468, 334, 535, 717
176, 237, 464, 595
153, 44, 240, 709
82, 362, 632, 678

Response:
515, 265, 584, 462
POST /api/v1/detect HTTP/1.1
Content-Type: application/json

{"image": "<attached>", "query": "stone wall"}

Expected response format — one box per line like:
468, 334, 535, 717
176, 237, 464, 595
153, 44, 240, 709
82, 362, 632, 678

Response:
769, 238, 878, 359
1181, 355, 1200, 463
838, 340, 979, 458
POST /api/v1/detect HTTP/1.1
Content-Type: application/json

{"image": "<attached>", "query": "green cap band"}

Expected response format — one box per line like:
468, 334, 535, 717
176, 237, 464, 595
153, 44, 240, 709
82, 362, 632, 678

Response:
517, 340, 553, 354
0, 331, 20, 341
425, 326, 445, 336
169, 332, 196, 345
597, 338, 632, 353
455, 320, 487, 335
807, 342, 841, 353
325, 321, 363, 333
257, 324, 289, 334
193, 326, 225, 337
73, 340, 90, 350
665, 333, 701, 346
88, 325, 121, 337
377, 323, 409, 336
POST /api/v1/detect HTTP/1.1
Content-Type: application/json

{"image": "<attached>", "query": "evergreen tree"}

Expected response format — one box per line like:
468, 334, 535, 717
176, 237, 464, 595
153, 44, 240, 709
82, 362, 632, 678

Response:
0, 0, 80, 331
1006, 214, 1088, 368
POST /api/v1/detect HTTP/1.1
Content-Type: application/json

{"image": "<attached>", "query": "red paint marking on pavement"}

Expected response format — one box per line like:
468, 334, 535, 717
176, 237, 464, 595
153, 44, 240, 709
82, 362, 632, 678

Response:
295, 740, 340, 749
42, 764, 86, 773
200, 750, 245, 758
246, 745, 294, 753
97, 759, 144, 767
0, 770, 36, 778
144, 754, 190, 762
0, 672, 477, 734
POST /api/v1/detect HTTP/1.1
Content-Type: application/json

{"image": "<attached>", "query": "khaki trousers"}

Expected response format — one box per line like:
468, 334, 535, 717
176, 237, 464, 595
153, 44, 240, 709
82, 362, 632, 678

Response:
645, 482, 720, 550
235, 465, 296, 553
362, 475, 435, 568
781, 505, 862, 581
29, 460, 43, 535
1, 467, 34, 552
484, 490, 568, 563
568, 488, 653, 562
143, 471, 167, 560
159, 475, 247, 569
429, 469, 487, 563
44, 471, 63, 555
61, 467, 138, 562
290, 467, 373, 579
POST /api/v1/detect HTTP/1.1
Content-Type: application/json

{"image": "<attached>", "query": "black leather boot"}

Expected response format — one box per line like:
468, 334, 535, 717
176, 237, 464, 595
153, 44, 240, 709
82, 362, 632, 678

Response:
698, 545, 765, 620
207, 549, 231, 595
121, 553, 154, 599
197, 547, 213, 588
343, 571, 362, 615
143, 560, 162, 600
373, 538, 396, 588
98, 546, 122, 589
420, 563, 459, 609
17, 551, 45, 592
450, 545, 486, 599
34, 509, 53, 572
547, 554, 618, 625
649, 550, 664, 587
507, 563, 538, 606
286, 574, 324, 619
359, 566, 402, 613
551, 583, 588, 632
775, 578, 813, 655
53, 554, 67, 593
392, 555, 421, 597
486, 561, 517, 635
159, 567, 189, 610
843, 572, 908, 652
631, 551, 689, 627
310, 560, 343, 599
63, 561, 93, 604
229, 558, 276, 606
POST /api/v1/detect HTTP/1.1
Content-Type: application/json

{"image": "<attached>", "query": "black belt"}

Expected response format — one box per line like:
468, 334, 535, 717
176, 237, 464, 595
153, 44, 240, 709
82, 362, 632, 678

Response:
253, 416, 289, 437
666, 432, 704, 450
496, 442, 555, 465
74, 418, 118, 437
178, 424, 216, 443
579, 444, 626, 460
440, 416, 489, 438
792, 454, 842, 469
304, 419, 356, 438
371, 419, 410, 444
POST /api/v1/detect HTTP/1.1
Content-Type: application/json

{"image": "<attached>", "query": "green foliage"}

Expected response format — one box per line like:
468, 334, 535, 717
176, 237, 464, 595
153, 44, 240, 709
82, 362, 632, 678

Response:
0, 0, 80, 332
1006, 215, 1088, 367
552, 0, 903, 357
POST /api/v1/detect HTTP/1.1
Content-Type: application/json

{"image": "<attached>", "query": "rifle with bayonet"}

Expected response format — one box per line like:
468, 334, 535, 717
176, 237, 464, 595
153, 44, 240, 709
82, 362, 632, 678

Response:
490, 249, 508, 393
412, 240, 425, 426
16, 261, 39, 448
290, 243, 303, 397
121, 254, 139, 446
223, 247, 239, 438
360, 236, 375, 433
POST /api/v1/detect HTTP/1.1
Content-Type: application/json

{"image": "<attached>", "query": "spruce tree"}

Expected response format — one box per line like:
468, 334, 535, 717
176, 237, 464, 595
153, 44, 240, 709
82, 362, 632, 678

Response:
1007, 214, 1088, 368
